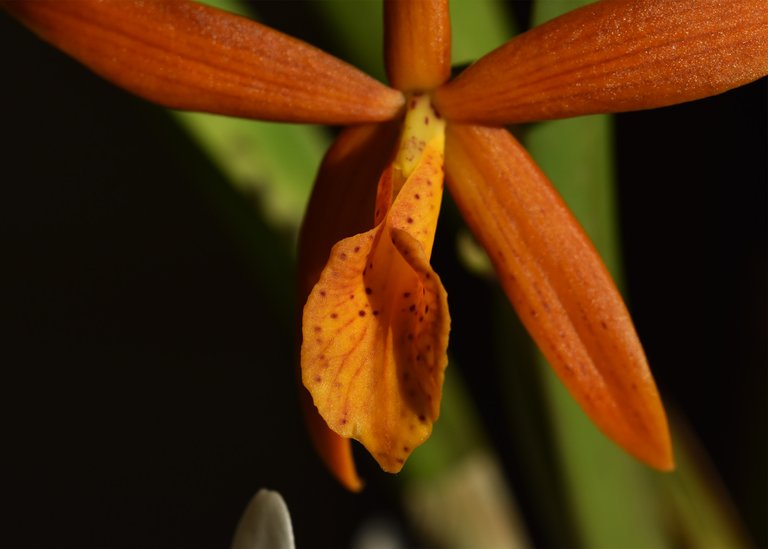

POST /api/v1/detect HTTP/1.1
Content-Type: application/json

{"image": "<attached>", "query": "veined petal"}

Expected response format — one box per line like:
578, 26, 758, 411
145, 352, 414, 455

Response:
298, 124, 399, 491
3, 0, 404, 124
302, 98, 449, 472
435, 0, 768, 124
384, 0, 451, 91
445, 124, 673, 471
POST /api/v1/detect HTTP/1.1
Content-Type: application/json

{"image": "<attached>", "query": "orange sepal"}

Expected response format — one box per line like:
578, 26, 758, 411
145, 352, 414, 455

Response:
435, 0, 768, 124
384, 0, 451, 92
297, 124, 399, 490
3, 0, 404, 124
302, 136, 449, 473
445, 124, 673, 471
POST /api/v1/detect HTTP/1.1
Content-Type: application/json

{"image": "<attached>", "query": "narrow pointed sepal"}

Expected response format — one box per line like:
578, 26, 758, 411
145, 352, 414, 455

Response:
435, 0, 768, 124
384, 0, 451, 92
445, 124, 673, 471
3, 0, 404, 124
302, 117, 449, 473
298, 124, 400, 491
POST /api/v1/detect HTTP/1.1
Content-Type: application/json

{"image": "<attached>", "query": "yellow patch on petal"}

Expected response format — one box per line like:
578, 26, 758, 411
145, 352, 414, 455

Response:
302, 95, 449, 473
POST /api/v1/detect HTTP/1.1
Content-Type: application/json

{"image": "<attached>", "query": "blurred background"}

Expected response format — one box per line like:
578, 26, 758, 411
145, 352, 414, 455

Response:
1, 1, 765, 547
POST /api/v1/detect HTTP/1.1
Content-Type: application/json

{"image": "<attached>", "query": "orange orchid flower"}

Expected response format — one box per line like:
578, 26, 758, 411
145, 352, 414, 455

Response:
5, 0, 766, 492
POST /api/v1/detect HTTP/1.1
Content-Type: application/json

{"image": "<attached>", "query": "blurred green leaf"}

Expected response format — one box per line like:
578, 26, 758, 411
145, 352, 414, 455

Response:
173, 112, 328, 237
311, 0, 385, 81
450, 0, 515, 65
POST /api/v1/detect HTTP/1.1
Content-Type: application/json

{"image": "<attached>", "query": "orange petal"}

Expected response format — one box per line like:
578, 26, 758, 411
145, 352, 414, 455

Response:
384, 0, 451, 92
3, 0, 404, 124
302, 112, 449, 473
435, 0, 768, 124
445, 124, 673, 471
297, 124, 399, 491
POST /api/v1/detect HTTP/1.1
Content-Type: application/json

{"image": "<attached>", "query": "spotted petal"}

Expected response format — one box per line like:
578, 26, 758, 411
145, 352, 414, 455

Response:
435, 0, 768, 124
298, 123, 400, 491
445, 124, 673, 471
302, 108, 449, 473
3, 0, 404, 124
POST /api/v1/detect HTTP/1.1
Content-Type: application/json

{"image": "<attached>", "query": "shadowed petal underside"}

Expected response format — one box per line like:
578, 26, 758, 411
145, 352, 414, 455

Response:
2, 0, 404, 124
445, 124, 673, 471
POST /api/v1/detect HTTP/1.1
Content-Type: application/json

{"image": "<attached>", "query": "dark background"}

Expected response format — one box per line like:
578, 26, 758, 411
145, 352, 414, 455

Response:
1, 4, 765, 547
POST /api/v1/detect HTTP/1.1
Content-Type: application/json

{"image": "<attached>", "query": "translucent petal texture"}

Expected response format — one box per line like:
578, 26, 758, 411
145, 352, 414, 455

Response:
445, 124, 673, 471
384, 0, 451, 91
302, 101, 449, 473
2, 0, 404, 124
298, 124, 399, 491
435, 0, 768, 124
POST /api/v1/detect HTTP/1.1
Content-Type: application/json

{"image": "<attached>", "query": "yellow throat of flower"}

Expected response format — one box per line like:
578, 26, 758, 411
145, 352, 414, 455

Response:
393, 93, 446, 195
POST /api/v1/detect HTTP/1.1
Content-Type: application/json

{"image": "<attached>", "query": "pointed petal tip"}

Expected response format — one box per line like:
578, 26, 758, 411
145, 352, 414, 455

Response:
436, 0, 768, 124
444, 123, 673, 472
300, 386, 364, 492
4, 0, 405, 124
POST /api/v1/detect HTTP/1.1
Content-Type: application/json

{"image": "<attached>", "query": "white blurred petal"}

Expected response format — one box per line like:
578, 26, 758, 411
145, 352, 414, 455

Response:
231, 489, 295, 549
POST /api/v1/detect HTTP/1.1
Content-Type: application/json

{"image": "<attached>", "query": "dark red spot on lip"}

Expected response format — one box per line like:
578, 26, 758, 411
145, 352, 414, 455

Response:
339, 253, 347, 260
353, 246, 360, 253
313, 375, 322, 382
358, 310, 366, 317
407, 217, 414, 224
319, 290, 327, 297
314, 326, 322, 333
365, 287, 372, 295
330, 313, 338, 319
372, 310, 380, 316
409, 304, 416, 312
403, 446, 410, 452
424, 116, 429, 125
414, 193, 420, 200
403, 292, 411, 298
418, 414, 426, 422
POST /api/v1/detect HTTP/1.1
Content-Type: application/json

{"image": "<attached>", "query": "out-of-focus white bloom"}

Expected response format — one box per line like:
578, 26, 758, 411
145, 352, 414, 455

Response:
231, 489, 295, 549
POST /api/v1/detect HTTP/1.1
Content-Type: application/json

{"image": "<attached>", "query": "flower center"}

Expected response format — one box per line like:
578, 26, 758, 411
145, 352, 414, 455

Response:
392, 93, 446, 198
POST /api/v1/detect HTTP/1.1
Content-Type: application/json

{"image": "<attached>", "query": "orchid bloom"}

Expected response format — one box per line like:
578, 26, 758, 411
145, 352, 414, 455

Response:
6, 0, 766, 492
